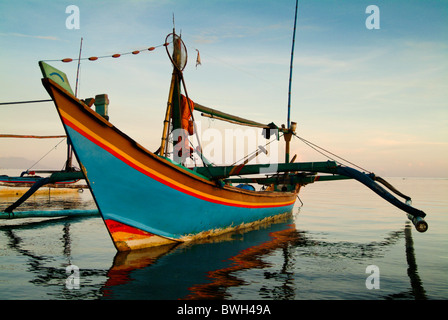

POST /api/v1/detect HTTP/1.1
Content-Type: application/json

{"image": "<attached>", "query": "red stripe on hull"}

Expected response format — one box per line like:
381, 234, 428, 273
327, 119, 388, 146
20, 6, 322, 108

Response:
62, 116, 294, 209
105, 219, 153, 237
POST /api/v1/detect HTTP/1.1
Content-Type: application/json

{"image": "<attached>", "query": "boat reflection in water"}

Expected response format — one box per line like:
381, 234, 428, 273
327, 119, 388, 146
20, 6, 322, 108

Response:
1, 204, 426, 300
100, 215, 427, 300
102, 214, 299, 300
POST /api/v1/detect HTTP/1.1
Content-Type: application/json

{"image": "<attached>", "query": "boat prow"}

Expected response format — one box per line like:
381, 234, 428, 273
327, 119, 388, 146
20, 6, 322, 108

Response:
40, 61, 300, 251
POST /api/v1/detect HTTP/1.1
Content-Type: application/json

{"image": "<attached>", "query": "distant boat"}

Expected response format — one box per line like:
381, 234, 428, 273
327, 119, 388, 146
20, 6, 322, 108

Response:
0, 171, 80, 189
0, 121, 88, 213
39, 28, 428, 251
0, 133, 83, 191
0, 143, 86, 212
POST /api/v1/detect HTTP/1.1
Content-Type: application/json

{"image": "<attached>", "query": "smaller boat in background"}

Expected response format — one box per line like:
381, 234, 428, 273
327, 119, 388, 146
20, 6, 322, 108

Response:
0, 170, 81, 189
0, 157, 86, 212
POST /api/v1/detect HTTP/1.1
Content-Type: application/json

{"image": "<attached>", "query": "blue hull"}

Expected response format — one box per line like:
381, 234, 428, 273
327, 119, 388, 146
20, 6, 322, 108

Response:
66, 126, 295, 240
41, 70, 299, 251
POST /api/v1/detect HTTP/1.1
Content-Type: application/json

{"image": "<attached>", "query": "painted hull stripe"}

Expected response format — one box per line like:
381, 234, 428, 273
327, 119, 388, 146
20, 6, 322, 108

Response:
59, 110, 295, 209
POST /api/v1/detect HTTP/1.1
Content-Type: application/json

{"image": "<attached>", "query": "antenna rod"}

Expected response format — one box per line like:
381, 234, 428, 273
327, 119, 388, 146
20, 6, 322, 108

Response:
287, 0, 298, 129
172, 13, 176, 33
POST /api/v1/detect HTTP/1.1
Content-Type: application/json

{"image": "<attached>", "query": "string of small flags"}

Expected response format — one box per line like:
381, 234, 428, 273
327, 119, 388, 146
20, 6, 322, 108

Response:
43, 42, 169, 63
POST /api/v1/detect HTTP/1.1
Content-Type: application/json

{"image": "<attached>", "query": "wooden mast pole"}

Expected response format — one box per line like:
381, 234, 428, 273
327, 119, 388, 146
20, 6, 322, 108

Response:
66, 37, 83, 171
160, 74, 176, 157
160, 23, 183, 158
160, 22, 177, 157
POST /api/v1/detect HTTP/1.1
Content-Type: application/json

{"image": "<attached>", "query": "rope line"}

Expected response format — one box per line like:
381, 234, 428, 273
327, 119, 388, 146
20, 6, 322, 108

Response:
293, 132, 371, 173
26, 138, 67, 171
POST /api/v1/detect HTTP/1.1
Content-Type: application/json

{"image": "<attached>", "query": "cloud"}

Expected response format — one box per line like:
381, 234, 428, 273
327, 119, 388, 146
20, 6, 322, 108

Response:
368, 133, 448, 153
0, 32, 60, 41
191, 20, 291, 45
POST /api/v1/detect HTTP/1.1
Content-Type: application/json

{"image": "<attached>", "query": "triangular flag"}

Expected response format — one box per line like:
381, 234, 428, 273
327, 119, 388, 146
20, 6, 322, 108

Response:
195, 49, 201, 68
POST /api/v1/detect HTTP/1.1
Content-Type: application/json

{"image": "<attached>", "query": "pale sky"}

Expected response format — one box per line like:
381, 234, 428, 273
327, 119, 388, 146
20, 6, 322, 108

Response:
0, 0, 447, 177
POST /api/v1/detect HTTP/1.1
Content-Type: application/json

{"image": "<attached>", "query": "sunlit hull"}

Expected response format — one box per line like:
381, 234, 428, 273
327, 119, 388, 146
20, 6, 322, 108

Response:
42, 78, 298, 251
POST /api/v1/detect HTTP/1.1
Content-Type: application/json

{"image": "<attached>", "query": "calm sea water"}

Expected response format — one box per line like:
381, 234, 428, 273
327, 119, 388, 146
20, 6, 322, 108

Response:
0, 176, 446, 301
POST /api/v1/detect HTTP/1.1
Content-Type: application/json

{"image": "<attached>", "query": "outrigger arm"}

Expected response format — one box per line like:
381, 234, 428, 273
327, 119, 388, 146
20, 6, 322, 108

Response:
336, 166, 427, 232
193, 160, 428, 233
3, 171, 84, 213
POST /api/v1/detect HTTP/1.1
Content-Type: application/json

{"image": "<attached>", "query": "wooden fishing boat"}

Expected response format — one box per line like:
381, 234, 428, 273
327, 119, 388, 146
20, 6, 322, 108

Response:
38, 28, 428, 251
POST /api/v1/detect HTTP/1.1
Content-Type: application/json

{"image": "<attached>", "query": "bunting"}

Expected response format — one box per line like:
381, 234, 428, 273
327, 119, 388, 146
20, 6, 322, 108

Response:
43, 42, 169, 63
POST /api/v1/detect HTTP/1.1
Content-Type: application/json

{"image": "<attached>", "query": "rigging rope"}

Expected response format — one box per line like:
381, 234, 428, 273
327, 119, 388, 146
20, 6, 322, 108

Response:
179, 73, 210, 172
26, 138, 67, 171
293, 132, 371, 173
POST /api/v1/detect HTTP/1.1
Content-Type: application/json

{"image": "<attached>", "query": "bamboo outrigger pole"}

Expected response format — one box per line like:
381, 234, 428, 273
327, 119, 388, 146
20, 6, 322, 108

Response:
194, 103, 271, 129
0, 134, 66, 139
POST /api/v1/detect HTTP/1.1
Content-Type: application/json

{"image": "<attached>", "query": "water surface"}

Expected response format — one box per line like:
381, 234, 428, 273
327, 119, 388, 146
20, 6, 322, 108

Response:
0, 177, 446, 300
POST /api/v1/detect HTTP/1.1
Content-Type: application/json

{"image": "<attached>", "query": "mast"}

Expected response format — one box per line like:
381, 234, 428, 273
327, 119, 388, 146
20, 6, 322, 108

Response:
287, 0, 298, 130
170, 35, 183, 132
160, 73, 176, 157
75, 37, 83, 97
285, 0, 299, 163
160, 28, 184, 159
66, 37, 83, 171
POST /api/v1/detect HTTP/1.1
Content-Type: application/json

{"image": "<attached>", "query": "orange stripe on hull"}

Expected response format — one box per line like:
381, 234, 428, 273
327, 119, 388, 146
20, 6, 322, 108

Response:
104, 219, 178, 251
60, 111, 296, 209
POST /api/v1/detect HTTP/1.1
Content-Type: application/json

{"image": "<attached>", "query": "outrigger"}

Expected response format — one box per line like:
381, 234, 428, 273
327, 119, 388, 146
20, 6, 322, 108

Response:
0, 134, 87, 214
25, 19, 428, 251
